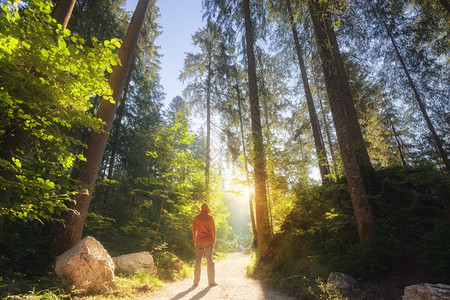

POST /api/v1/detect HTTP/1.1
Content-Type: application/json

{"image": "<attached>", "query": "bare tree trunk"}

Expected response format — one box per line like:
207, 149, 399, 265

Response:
381, 19, 450, 171
313, 73, 338, 176
153, 197, 164, 247
287, 0, 330, 182
51, 0, 76, 30
321, 12, 374, 178
318, 85, 337, 176
205, 25, 212, 195
260, 85, 274, 234
243, 0, 272, 254
235, 69, 257, 245
309, 0, 376, 241
382, 100, 407, 167
50, 0, 151, 253
254, 56, 274, 234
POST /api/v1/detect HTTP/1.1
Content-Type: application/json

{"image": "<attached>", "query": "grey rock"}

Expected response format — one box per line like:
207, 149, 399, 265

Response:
112, 251, 157, 274
403, 283, 450, 300
327, 272, 358, 289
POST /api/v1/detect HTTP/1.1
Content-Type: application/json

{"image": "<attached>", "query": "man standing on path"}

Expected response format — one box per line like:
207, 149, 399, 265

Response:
192, 203, 218, 287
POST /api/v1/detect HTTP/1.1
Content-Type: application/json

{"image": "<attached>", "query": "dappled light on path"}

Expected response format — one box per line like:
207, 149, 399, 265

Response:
139, 252, 294, 300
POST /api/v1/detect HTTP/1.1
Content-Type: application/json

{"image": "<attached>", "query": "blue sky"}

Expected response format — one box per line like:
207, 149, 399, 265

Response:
125, 0, 205, 108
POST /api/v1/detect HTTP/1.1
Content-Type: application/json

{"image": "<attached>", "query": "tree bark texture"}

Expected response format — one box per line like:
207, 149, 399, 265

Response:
243, 0, 272, 254
205, 26, 212, 195
306, 1, 373, 177
383, 101, 407, 166
51, 0, 76, 30
309, 0, 376, 241
324, 13, 373, 178
260, 85, 274, 233
287, 0, 330, 182
50, 0, 151, 253
235, 71, 258, 243
314, 73, 338, 176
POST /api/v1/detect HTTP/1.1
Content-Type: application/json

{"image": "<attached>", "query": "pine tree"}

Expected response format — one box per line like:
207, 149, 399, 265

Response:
308, 0, 376, 241
286, 0, 330, 181
243, 0, 272, 253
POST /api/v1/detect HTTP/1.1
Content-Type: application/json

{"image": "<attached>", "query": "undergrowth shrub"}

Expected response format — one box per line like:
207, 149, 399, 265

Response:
253, 166, 449, 298
418, 221, 450, 282
151, 245, 191, 281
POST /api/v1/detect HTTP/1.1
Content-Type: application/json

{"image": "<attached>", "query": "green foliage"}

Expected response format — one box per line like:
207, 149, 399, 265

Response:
252, 166, 449, 298
0, 275, 69, 299
0, 0, 119, 223
85, 114, 231, 265
260, 182, 359, 279
0, 219, 67, 297
108, 270, 162, 298
151, 244, 191, 281
418, 222, 450, 282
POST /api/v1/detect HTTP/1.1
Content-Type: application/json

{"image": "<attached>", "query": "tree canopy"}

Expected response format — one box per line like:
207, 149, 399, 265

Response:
0, 0, 449, 298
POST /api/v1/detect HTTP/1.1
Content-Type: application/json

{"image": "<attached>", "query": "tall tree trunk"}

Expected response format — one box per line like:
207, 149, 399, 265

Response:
313, 72, 338, 176
317, 83, 337, 176
153, 197, 164, 247
51, 0, 76, 30
102, 64, 133, 216
309, 0, 376, 242
50, 0, 151, 253
253, 55, 275, 234
287, 0, 330, 182
235, 70, 257, 244
260, 84, 274, 234
382, 100, 407, 167
320, 9, 374, 178
205, 27, 212, 195
243, 0, 272, 254
381, 19, 450, 171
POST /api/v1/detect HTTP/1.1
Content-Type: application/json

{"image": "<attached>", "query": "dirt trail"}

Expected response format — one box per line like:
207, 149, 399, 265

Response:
139, 252, 295, 300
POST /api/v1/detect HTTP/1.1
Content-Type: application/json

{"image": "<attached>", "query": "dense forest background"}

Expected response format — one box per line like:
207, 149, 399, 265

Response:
0, 0, 449, 298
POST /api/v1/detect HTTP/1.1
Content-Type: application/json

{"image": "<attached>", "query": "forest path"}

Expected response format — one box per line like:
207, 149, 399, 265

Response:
139, 252, 295, 300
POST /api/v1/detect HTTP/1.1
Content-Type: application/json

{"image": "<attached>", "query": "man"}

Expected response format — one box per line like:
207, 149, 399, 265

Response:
192, 203, 217, 287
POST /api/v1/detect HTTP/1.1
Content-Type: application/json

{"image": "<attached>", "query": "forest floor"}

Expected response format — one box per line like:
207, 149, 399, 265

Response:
138, 252, 296, 300
138, 251, 425, 300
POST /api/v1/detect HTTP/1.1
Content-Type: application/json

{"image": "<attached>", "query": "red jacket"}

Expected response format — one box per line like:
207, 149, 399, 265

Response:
192, 204, 216, 244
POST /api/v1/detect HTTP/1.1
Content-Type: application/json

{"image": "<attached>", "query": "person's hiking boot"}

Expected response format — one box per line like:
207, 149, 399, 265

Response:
209, 282, 218, 286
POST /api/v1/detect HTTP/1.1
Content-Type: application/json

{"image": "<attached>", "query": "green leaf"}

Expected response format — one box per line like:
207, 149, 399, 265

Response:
40, 48, 49, 58
21, 40, 31, 49
12, 157, 21, 168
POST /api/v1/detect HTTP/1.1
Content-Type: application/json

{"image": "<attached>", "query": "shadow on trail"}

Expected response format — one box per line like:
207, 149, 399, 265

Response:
168, 285, 212, 300
188, 286, 212, 300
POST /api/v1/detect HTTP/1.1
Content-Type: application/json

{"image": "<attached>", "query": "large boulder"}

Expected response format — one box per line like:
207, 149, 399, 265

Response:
327, 272, 358, 289
54, 236, 115, 292
403, 283, 450, 300
112, 251, 157, 274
